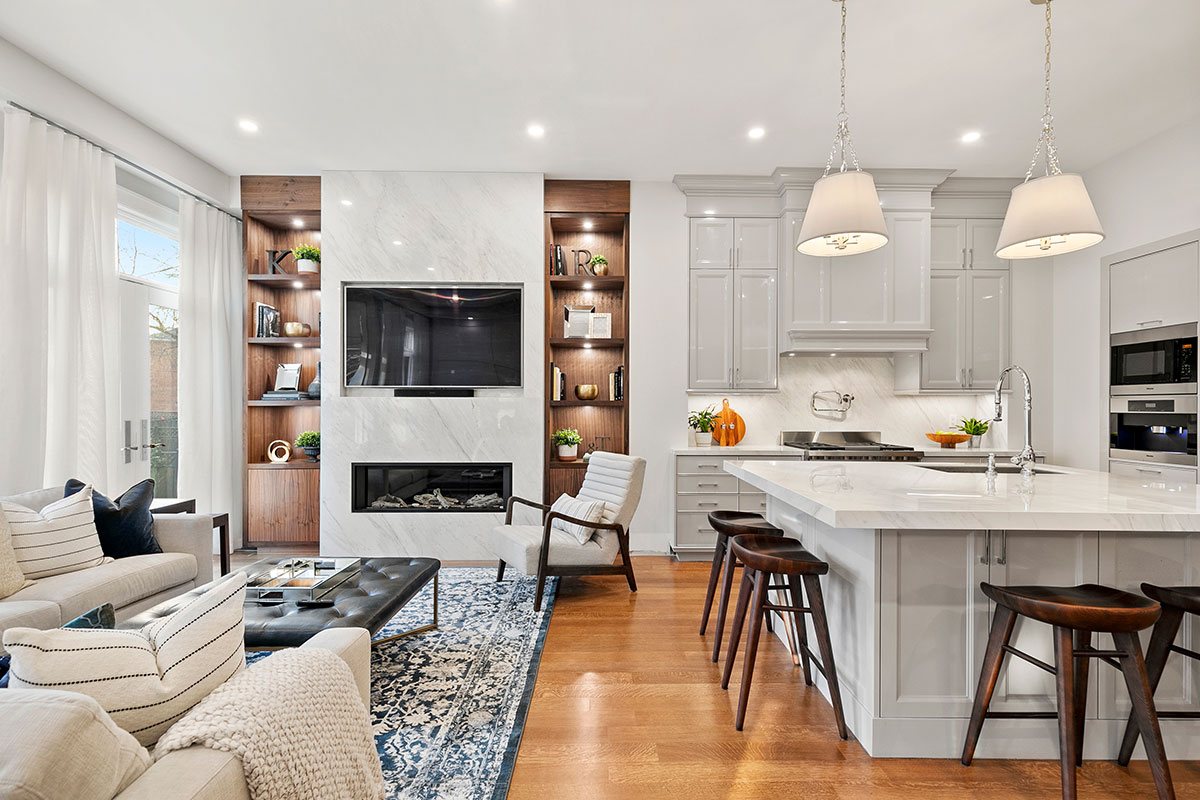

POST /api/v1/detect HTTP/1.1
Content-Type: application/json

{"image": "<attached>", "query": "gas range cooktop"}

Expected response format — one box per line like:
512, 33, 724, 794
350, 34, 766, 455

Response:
779, 431, 923, 462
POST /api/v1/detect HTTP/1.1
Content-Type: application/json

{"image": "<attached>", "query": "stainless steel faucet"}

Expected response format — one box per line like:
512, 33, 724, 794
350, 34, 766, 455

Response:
993, 365, 1035, 478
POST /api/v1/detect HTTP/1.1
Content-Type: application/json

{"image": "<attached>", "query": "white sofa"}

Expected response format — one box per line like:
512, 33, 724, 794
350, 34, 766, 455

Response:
0, 486, 214, 653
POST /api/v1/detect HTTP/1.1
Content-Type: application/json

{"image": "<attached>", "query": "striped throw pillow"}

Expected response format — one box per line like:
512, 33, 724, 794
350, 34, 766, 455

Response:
3, 572, 248, 746
549, 494, 606, 545
2, 487, 107, 579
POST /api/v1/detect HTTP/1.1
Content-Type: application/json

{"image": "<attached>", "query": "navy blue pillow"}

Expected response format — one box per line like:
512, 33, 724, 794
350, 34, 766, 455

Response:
64, 479, 161, 559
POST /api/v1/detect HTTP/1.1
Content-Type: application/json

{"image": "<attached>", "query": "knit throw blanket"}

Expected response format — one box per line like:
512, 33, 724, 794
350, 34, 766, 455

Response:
154, 647, 384, 800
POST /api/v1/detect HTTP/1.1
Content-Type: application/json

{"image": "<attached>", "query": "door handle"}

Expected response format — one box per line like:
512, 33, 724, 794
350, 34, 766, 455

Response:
1137, 320, 1164, 327
144, 442, 165, 449
967, 367, 973, 386
968, 248, 974, 268
995, 530, 1007, 565
120, 446, 140, 452
980, 531, 991, 565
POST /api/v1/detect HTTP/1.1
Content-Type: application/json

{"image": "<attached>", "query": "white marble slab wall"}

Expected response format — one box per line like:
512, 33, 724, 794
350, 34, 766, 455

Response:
687, 355, 1003, 449
320, 171, 544, 559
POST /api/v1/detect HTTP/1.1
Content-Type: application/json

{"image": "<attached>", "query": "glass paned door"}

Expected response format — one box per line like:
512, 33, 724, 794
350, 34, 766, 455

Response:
148, 303, 178, 496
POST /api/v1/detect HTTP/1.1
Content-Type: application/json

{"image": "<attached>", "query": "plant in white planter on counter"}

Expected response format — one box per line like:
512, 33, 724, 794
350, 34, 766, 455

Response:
688, 406, 718, 447
552, 428, 583, 462
293, 243, 321, 274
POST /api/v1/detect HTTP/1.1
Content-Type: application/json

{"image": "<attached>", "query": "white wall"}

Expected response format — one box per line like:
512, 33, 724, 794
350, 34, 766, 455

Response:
1053, 115, 1200, 469
0, 35, 233, 207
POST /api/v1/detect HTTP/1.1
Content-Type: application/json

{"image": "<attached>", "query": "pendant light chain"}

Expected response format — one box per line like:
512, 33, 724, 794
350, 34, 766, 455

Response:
1024, 0, 1062, 182
823, 0, 861, 177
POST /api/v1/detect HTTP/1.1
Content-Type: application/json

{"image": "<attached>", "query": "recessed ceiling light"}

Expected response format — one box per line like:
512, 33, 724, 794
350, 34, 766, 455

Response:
704, 209, 716, 215
961, 130, 982, 143
747, 126, 765, 139
527, 123, 546, 138
237, 119, 259, 133
393, 240, 403, 246
583, 343, 592, 349
467, 316, 474, 320
293, 343, 303, 349
340, 199, 353, 206
582, 282, 593, 290
292, 280, 304, 288
292, 218, 304, 228
582, 220, 593, 230
427, 267, 435, 271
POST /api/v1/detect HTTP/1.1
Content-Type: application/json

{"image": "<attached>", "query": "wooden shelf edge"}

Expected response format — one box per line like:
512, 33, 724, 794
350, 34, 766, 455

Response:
548, 460, 590, 469
247, 274, 321, 289
247, 460, 321, 470
247, 399, 320, 407
550, 400, 624, 407
548, 337, 625, 348
247, 337, 321, 347
548, 276, 626, 289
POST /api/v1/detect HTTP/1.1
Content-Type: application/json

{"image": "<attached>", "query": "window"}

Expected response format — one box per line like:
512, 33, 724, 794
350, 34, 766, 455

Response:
148, 302, 179, 496
118, 220, 180, 288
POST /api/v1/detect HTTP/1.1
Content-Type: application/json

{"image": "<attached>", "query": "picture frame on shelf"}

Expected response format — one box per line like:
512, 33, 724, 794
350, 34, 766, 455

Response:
274, 363, 303, 392
254, 302, 281, 338
564, 304, 594, 338
588, 313, 612, 339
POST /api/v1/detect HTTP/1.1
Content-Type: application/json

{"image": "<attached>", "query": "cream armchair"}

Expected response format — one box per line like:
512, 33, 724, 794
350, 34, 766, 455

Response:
492, 452, 646, 611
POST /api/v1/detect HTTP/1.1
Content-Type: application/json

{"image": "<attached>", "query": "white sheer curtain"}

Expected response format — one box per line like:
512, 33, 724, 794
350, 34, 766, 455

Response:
0, 107, 119, 494
177, 197, 244, 549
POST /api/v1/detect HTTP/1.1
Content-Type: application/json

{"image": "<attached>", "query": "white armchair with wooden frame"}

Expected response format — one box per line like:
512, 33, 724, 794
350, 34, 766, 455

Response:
492, 452, 646, 611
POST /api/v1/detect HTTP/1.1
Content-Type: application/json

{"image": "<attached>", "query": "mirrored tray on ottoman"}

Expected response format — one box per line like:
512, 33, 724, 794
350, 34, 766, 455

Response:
244, 558, 361, 604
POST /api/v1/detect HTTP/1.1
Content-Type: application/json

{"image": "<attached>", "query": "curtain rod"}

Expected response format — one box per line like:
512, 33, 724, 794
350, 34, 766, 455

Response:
5, 101, 241, 223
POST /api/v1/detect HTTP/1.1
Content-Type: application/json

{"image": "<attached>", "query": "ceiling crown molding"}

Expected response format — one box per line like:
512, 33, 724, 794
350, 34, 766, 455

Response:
674, 168, 958, 197
931, 176, 1022, 200
672, 174, 781, 197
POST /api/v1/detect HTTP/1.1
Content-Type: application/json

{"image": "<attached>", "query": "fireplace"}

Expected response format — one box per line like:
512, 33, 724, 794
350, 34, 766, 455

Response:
352, 462, 512, 513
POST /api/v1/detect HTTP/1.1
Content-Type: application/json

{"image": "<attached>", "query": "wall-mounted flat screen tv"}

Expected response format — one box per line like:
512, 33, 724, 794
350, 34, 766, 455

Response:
344, 284, 522, 388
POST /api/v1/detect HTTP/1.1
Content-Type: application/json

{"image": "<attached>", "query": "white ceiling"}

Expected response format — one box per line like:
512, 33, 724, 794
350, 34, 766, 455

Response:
0, 0, 1196, 181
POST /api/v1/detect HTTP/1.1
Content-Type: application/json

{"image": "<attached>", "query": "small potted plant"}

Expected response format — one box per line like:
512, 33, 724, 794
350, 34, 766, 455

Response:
293, 244, 321, 274
552, 428, 583, 461
294, 430, 320, 461
688, 406, 718, 447
588, 254, 609, 276
955, 417, 990, 449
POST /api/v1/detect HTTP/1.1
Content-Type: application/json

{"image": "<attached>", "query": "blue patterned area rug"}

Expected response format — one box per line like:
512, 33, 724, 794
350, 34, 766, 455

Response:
251, 567, 555, 800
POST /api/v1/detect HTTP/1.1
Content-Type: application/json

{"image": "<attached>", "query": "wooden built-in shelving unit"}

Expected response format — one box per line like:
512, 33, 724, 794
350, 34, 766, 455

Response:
240, 176, 322, 545
543, 180, 631, 502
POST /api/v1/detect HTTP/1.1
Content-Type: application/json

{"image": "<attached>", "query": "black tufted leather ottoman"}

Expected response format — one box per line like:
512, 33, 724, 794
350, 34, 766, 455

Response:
120, 557, 441, 649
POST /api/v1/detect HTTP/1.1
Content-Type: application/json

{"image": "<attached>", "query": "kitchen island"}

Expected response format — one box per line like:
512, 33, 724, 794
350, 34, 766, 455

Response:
724, 458, 1200, 759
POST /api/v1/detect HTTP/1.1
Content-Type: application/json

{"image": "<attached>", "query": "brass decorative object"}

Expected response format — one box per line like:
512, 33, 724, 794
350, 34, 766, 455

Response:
574, 384, 599, 401
267, 440, 291, 463
282, 321, 311, 337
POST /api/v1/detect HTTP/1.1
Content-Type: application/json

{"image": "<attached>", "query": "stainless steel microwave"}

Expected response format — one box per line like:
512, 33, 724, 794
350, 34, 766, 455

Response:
1110, 394, 1197, 466
1110, 322, 1197, 395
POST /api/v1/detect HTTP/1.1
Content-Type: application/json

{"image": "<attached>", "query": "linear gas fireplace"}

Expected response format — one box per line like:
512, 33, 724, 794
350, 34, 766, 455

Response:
352, 462, 512, 513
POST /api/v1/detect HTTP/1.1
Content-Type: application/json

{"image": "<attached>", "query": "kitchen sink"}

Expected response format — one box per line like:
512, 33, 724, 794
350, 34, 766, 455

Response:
916, 463, 1071, 475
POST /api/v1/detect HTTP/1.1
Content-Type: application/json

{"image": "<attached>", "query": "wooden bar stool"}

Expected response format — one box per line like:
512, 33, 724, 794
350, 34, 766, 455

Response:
719, 534, 847, 738
1118, 583, 1200, 766
962, 583, 1174, 800
700, 510, 789, 664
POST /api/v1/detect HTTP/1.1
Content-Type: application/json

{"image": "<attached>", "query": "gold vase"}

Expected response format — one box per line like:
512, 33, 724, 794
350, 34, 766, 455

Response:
574, 384, 599, 401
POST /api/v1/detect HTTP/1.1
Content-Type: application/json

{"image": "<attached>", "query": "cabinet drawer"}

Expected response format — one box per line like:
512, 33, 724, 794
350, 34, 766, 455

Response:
738, 493, 768, 513
1109, 460, 1197, 489
677, 474, 739, 494
676, 493, 738, 513
677, 455, 729, 474
676, 512, 718, 547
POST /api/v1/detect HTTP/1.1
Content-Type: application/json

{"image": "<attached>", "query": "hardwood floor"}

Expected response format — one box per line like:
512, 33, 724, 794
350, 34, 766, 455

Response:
506, 556, 1200, 799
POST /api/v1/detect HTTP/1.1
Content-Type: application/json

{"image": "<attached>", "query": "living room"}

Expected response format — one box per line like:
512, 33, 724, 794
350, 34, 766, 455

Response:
1, 2, 1200, 799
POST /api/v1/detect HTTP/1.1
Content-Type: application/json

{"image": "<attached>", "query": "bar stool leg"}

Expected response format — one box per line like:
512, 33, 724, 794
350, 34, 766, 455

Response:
764, 574, 776, 634
721, 568, 755, 690
1113, 631, 1176, 800
803, 573, 848, 740
1118, 606, 1185, 766
711, 543, 738, 663
788, 574, 813, 685
734, 570, 770, 731
962, 605, 1017, 766
699, 535, 727, 635
1073, 630, 1092, 767
1053, 626, 1079, 800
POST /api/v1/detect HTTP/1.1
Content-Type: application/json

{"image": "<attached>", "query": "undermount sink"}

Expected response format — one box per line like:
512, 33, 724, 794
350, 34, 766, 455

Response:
917, 463, 1070, 475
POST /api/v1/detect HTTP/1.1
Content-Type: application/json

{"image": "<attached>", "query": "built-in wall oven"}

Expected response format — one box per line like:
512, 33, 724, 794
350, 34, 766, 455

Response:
1110, 322, 1197, 395
1110, 395, 1197, 466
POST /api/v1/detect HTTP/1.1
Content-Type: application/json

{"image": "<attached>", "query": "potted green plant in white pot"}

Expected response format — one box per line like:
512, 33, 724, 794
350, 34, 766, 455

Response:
955, 417, 989, 449
552, 428, 583, 462
688, 406, 718, 447
293, 243, 320, 274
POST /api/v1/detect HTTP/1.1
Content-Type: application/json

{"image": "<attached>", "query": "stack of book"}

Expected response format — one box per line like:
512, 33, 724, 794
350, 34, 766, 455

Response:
261, 390, 312, 401
548, 244, 567, 276
550, 363, 566, 401
608, 366, 625, 401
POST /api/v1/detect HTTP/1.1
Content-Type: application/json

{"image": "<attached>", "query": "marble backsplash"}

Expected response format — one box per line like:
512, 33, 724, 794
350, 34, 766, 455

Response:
687, 355, 1005, 450
319, 171, 544, 560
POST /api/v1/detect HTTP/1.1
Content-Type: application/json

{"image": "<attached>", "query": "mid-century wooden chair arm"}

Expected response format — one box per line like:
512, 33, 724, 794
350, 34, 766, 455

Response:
506, 495, 551, 524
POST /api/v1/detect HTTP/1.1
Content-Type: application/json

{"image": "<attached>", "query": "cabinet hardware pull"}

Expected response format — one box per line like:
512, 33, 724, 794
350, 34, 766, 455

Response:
996, 530, 1007, 566
980, 531, 991, 565
698, 464, 719, 469
698, 502, 718, 507
968, 248, 974, 268
967, 367, 973, 386
962, 248, 967, 268
736, 247, 740, 267
729, 247, 733, 267
698, 482, 719, 487
1137, 319, 1164, 327
1135, 468, 1163, 474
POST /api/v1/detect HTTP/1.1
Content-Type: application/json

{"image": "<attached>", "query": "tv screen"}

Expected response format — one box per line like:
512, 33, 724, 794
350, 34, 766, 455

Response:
344, 284, 522, 388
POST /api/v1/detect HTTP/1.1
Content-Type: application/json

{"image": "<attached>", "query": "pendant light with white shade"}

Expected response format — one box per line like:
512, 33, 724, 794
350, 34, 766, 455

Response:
795, 0, 888, 257
995, 0, 1104, 260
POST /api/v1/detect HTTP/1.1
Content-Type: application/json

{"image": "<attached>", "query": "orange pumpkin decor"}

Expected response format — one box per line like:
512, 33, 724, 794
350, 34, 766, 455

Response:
712, 398, 746, 447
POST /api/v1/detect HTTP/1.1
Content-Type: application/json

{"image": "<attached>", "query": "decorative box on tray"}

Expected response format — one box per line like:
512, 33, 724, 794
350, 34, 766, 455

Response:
244, 558, 361, 604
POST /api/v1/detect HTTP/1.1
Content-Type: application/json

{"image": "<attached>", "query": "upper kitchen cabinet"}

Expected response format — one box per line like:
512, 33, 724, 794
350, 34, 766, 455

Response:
734, 218, 778, 270
689, 218, 734, 269
1109, 241, 1199, 334
781, 210, 932, 353
930, 219, 1008, 270
915, 269, 1010, 392
688, 269, 735, 390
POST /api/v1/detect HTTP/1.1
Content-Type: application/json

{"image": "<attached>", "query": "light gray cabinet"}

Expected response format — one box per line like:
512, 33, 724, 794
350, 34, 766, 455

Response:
930, 218, 1009, 272
673, 453, 796, 554
688, 217, 779, 391
1109, 241, 1199, 334
915, 269, 1009, 392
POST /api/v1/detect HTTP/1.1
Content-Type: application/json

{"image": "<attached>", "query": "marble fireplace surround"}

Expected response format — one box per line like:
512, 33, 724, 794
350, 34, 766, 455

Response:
320, 171, 544, 560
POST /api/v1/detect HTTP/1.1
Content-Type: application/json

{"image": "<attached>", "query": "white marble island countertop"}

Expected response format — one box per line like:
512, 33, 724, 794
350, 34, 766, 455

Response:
723, 459, 1200, 532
